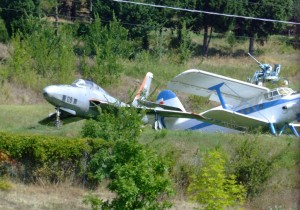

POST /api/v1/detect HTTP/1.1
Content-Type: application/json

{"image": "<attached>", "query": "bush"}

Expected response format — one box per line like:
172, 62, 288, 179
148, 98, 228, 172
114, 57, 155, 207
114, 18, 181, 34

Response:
81, 14, 133, 85
82, 106, 174, 209
6, 21, 76, 90
0, 132, 108, 183
188, 148, 246, 210
85, 139, 174, 210
81, 106, 143, 141
0, 18, 9, 43
229, 137, 291, 198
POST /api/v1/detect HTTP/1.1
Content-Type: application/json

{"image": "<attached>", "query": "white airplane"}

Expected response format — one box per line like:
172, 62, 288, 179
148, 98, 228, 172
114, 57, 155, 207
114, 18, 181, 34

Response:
152, 69, 300, 137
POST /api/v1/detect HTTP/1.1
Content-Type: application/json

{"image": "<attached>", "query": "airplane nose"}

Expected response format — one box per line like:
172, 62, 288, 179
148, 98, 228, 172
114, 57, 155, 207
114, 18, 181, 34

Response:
43, 86, 57, 99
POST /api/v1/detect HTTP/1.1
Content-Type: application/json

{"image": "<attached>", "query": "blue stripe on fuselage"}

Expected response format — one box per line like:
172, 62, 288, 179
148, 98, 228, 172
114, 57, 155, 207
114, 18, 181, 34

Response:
237, 97, 300, 115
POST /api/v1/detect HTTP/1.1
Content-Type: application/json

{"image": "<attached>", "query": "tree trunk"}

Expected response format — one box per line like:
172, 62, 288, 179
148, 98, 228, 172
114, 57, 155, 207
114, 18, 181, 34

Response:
202, 25, 208, 56
249, 37, 254, 55
206, 27, 213, 57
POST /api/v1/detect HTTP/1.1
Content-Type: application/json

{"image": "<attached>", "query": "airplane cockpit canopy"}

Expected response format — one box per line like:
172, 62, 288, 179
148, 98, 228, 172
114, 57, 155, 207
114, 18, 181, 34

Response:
72, 79, 107, 93
264, 87, 295, 100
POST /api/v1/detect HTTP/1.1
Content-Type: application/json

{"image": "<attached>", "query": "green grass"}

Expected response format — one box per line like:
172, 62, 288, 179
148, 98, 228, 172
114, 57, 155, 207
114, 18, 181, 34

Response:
0, 105, 84, 137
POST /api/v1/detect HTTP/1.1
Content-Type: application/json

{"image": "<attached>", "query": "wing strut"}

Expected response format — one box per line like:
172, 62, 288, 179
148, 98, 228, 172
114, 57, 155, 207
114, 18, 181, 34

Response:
274, 123, 300, 138
208, 82, 227, 109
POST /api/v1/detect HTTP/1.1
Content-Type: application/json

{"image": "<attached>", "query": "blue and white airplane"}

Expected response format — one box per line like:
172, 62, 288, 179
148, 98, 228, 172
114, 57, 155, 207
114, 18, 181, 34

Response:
152, 69, 300, 137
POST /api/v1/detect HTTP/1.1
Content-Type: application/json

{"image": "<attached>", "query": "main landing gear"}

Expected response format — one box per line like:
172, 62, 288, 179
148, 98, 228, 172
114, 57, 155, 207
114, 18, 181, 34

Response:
55, 107, 62, 127
152, 113, 162, 130
269, 123, 300, 138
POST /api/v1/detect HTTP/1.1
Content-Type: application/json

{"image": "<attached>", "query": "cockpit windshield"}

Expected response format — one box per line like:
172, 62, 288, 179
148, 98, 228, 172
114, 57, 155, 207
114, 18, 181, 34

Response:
264, 87, 295, 100
71, 79, 107, 93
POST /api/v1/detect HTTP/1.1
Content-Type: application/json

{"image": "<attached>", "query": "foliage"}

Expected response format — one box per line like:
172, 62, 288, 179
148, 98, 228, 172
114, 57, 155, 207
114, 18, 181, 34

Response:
233, 0, 294, 54
0, 0, 41, 37
229, 137, 291, 198
0, 132, 108, 183
82, 106, 174, 209
81, 14, 132, 85
178, 21, 192, 63
81, 106, 143, 141
0, 177, 12, 191
85, 139, 174, 210
0, 18, 9, 43
6, 21, 76, 89
188, 148, 246, 210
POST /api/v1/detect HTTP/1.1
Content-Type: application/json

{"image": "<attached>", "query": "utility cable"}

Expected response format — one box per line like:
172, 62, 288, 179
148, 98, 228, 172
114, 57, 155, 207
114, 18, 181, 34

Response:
113, 0, 300, 25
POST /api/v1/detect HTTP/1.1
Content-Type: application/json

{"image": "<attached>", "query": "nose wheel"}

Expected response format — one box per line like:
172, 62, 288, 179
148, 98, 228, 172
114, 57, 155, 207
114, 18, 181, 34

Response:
55, 107, 62, 127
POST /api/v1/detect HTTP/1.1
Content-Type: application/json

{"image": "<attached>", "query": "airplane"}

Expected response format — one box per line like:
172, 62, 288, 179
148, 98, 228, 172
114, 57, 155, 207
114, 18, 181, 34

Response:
152, 69, 300, 138
39, 72, 204, 127
39, 72, 154, 126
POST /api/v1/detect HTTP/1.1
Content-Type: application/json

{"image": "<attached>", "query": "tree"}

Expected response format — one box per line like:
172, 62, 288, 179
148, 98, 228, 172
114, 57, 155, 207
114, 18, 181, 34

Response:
179, 0, 237, 56
80, 14, 132, 85
82, 107, 174, 209
0, 0, 41, 37
234, 0, 294, 55
188, 149, 245, 210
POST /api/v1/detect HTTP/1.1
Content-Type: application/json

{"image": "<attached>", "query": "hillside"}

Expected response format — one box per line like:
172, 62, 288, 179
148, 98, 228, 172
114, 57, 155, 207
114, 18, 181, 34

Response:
0, 105, 299, 209
0, 22, 299, 210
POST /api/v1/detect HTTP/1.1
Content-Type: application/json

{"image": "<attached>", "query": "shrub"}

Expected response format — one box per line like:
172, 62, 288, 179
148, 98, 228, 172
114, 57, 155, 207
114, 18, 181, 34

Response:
81, 106, 143, 141
85, 139, 174, 210
188, 148, 246, 210
82, 106, 174, 209
0, 18, 9, 43
0, 132, 108, 183
229, 137, 291, 198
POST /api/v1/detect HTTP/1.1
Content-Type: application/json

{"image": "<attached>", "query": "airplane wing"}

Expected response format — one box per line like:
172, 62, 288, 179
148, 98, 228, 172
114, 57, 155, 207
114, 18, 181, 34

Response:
168, 69, 270, 106
39, 108, 82, 126
200, 107, 269, 129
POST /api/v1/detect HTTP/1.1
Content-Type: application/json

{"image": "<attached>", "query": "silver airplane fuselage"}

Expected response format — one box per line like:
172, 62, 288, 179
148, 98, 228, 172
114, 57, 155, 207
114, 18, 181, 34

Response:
43, 79, 127, 118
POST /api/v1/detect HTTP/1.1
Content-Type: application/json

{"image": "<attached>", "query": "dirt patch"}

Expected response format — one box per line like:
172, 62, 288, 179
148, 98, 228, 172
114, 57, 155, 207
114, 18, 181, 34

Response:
0, 181, 199, 210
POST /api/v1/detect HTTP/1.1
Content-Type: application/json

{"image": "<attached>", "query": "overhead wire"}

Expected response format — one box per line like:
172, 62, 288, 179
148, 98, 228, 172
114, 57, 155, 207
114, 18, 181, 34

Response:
112, 0, 300, 25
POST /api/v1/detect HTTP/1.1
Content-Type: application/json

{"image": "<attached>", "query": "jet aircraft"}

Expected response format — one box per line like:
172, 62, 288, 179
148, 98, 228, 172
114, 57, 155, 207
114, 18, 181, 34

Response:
40, 72, 154, 126
153, 69, 300, 137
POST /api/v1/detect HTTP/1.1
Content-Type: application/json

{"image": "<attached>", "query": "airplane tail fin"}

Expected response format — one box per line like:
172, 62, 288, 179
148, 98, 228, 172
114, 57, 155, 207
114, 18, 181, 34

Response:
156, 90, 186, 112
132, 72, 153, 107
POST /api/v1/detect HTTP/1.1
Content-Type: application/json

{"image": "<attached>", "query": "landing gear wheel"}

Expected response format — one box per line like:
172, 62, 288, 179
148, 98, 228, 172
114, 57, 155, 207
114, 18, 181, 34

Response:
153, 120, 162, 130
55, 107, 61, 127
152, 113, 162, 130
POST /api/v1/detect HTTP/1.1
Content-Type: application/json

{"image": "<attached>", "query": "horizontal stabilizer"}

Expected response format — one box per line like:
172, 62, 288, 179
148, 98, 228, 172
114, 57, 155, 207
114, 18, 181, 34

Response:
138, 99, 183, 111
